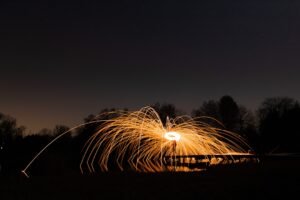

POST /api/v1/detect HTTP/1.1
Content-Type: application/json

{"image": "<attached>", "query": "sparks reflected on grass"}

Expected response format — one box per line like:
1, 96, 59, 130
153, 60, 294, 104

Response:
22, 106, 251, 177
80, 106, 250, 173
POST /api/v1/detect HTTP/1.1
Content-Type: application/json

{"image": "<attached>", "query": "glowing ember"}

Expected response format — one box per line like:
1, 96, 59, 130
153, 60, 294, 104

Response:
164, 131, 181, 141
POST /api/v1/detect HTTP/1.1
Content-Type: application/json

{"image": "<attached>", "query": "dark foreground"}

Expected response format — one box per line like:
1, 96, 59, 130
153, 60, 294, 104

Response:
1, 157, 300, 200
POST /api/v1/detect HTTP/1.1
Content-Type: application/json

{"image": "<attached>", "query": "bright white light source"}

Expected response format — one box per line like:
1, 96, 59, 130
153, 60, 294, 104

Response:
164, 131, 181, 141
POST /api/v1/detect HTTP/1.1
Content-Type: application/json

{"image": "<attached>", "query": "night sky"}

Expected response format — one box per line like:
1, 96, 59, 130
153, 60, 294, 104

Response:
1, 0, 300, 133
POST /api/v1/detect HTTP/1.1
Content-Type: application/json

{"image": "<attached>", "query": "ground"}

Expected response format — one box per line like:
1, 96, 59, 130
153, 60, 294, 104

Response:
1, 157, 300, 200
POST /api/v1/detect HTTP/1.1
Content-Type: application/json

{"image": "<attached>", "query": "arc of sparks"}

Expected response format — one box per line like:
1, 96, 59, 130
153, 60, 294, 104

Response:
80, 106, 251, 172
22, 120, 104, 178
23, 106, 252, 176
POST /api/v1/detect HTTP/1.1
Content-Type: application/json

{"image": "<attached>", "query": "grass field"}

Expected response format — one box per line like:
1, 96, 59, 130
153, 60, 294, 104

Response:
1, 157, 300, 200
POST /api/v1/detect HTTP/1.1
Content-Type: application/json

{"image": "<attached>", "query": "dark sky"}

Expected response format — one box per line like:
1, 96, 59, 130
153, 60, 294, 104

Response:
1, 0, 300, 132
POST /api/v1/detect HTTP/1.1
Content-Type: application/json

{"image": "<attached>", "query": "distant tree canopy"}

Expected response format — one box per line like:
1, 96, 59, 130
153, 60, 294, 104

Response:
192, 100, 220, 120
152, 103, 179, 124
258, 97, 300, 153
0, 113, 25, 147
0, 113, 25, 174
219, 96, 240, 131
192, 95, 255, 133
192, 96, 258, 150
52, 125, 70, 136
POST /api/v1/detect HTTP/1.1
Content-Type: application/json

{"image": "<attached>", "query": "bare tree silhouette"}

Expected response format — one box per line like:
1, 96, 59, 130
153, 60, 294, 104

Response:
258, 97, 300, 153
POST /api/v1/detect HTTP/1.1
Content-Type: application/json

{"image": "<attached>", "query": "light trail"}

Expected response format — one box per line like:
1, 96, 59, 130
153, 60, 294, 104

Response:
22, 106, 251, 176
80, 106, 250, 172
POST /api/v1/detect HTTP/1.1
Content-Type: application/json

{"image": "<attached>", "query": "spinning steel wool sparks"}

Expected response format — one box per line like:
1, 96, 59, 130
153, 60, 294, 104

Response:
80, 107, 250, 173
23, 106, 251, 177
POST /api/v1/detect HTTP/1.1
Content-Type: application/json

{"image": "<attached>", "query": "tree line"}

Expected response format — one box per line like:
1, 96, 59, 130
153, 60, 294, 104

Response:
1, 95, 300, 176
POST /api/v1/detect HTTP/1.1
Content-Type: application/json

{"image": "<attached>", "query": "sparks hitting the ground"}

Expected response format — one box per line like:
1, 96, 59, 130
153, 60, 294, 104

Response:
80, 106, 250, 173
22, 106, 251, 177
